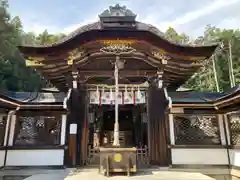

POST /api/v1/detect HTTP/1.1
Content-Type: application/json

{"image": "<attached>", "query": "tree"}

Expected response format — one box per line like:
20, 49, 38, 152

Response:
184, 25, 240, 92
165, 27, 189, 44
0, 0, 18, 58
0, 0, 45, 91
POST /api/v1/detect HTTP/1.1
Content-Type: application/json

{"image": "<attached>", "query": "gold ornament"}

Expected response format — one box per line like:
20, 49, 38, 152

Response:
114, 153, 122, 162
26, 56, 45, 67
101, 40, 136, 54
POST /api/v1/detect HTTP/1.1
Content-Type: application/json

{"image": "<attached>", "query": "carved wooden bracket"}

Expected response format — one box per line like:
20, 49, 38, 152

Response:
100, 40, 136, 54
152, 51, 170, 65
67, 48, 84, 65
26, 56, 45, 67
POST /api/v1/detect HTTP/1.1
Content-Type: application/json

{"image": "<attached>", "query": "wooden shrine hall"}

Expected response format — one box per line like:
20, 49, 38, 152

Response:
0, 4, 239, 172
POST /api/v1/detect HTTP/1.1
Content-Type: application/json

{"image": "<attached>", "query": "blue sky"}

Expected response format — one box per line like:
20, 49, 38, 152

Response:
8, 0, 240, 37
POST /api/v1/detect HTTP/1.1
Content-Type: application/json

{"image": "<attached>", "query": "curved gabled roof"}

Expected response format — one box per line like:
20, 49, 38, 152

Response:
18, 4, 218, 55
0, 92, 65, 110
19, 21, 218, 50
17, 4, 219, 89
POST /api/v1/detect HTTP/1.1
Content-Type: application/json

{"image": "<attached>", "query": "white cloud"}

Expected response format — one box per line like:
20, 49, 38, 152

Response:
166, 0, 240, 27
139, 0, 240, 33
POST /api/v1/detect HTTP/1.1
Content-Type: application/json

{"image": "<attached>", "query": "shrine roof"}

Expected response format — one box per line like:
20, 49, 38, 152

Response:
18, 4, 218, 55
4, 91, 225, 104
169, 92, 224, 104
16, 5, 220, 90
0, 84, 239, 109
18, 21, 218, 55
3, 92, 65, 103
0, 91, 65, 110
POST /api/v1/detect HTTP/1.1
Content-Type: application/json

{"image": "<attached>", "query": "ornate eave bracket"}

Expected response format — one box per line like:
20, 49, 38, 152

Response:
67, 48, 84, 65
152, 51, 170, 65
26, 56, 45, 67
100, 40, 136, 55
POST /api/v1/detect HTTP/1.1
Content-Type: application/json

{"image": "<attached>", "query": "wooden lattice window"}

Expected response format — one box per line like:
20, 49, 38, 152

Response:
229, 113, 240, 146
0, 115, 7, 146
14, 115, 62, 146
173, 115, 221, 145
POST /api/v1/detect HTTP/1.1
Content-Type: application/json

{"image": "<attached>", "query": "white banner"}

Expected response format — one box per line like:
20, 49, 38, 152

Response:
89, 91, 146, 105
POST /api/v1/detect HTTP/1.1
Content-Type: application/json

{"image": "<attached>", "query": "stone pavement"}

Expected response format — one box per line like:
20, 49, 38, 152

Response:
22, 169, 216, 180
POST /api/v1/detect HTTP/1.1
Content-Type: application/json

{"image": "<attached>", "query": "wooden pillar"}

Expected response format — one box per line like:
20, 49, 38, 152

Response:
147, 80, 170, 166
218, 114, 226, 145
65, 71, 89, 166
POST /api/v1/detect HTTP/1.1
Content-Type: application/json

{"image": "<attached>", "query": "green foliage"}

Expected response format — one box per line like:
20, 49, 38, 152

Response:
165, 25, 240, 92
0, 0, 64, 92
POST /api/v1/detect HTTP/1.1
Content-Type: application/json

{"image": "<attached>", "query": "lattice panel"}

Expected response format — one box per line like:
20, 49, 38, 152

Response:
173, 115, 221, 145
14, 116, 61, 146
229, 114, 240, 146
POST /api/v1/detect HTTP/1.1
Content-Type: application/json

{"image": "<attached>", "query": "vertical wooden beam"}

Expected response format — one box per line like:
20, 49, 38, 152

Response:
218, 114, 226, 145
169, 114, 175, 145
165, 110, 172, 166
61, 114, 67, 145
147, 83, 169, 166
3, 114, 10, 147
8, 115, 16, 146
224, 114, 231, 145
68, 133, 77, 166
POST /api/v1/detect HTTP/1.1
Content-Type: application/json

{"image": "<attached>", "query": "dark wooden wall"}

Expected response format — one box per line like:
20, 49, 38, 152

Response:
147, 85, 170, 166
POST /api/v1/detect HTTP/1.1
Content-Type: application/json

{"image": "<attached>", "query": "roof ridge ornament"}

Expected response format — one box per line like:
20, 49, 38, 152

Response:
99, 4, 136, 18
99, 4, 136, 25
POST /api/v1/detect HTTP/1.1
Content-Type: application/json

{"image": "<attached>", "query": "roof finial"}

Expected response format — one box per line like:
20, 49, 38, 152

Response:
99, 4, 136, 18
